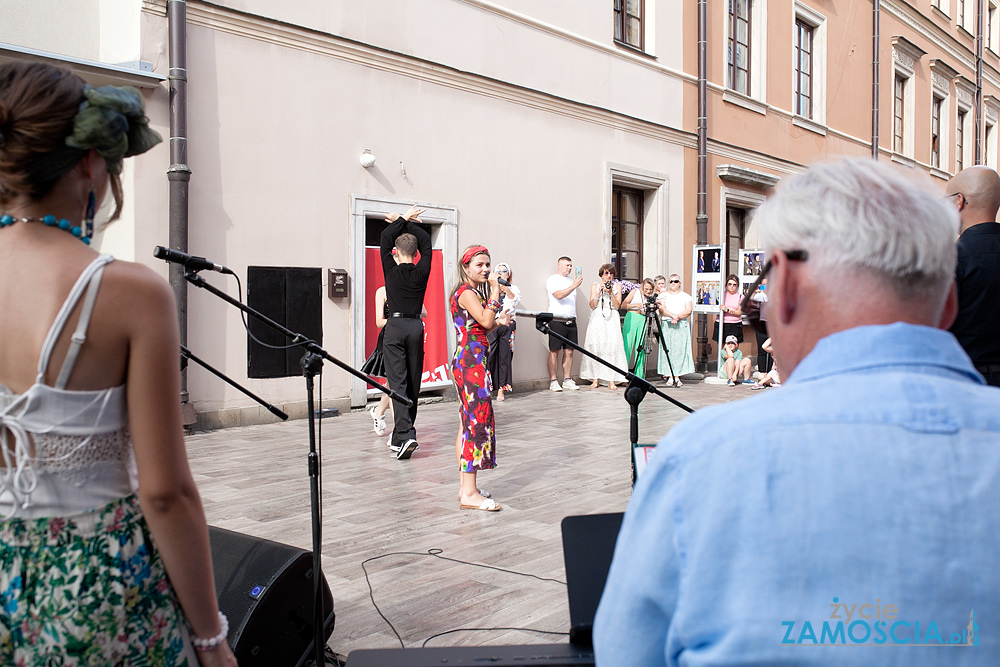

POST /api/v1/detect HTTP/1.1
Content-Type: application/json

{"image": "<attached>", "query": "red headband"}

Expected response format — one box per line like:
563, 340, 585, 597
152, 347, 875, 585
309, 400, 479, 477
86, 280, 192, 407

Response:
462, 245, 489, 265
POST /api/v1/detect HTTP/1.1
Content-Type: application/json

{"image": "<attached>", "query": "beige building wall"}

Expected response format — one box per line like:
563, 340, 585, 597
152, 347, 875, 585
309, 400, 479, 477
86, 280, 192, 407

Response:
3, 0, 691, 426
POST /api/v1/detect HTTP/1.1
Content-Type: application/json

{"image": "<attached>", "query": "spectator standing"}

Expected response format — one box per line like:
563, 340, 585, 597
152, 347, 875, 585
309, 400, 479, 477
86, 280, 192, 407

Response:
487, 262, 520, 401
545, 256, 583, 391
580, 264, 628, 389
621, 278, 656, 379
656, 274, 695, 385
594, 158, 1000, 666
946, 165, 1000, 387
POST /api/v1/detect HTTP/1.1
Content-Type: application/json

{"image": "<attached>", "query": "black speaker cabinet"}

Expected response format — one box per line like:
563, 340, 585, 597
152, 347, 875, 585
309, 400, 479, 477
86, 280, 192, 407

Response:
209, 526, 335, 667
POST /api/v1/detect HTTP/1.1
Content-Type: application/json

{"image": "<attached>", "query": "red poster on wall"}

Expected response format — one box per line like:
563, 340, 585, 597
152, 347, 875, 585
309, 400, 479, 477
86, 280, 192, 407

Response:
364, 247, 451, 390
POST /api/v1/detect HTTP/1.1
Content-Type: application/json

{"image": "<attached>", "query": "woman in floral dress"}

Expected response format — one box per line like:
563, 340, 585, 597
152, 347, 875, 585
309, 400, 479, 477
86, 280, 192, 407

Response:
450, 245, 503, 511
0, 62, 235, 665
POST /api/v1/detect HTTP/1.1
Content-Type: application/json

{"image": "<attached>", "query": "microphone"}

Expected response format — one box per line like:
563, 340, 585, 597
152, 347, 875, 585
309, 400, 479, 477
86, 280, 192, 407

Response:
153, 246, 234, 274
497, 277, 511, 287
514, 309, 576, 324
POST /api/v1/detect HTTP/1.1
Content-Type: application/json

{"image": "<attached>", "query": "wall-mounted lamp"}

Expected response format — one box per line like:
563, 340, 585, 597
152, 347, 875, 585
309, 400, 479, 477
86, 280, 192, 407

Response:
360, 148, 376, 168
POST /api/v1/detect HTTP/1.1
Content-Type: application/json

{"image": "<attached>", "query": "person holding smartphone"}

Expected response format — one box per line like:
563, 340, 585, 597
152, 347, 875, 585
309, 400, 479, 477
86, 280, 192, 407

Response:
545, 256, 583, 391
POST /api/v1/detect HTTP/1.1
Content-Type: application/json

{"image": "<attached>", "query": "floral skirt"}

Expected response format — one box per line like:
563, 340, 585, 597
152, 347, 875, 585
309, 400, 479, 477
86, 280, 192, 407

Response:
0, 494, 196, 666
452, 341, 497, 473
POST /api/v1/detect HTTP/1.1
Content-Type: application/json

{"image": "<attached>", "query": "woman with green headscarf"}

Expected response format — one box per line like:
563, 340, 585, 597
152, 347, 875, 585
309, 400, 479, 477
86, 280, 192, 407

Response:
0, 62, 236, 666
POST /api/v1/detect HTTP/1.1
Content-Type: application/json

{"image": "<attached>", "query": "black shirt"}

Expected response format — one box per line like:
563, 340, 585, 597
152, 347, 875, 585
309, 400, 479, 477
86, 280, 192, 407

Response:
380, 218, 432, 316
950, 221, 1000, 366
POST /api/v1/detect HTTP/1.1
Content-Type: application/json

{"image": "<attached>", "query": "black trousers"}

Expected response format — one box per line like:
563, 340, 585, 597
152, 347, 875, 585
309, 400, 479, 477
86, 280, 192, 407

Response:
755, 324, 771, 373
487, 321, 515, 391
383, 318, 424, 445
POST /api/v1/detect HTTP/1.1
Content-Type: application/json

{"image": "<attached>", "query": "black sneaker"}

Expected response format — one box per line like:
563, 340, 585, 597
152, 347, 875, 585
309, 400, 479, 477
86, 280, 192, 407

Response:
396, 438, 418, 460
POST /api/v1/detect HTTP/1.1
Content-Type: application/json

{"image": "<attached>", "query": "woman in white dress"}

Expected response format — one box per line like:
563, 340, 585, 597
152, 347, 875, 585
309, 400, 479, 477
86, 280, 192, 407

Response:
580, 264, 628, 389
656, 273, 695, 385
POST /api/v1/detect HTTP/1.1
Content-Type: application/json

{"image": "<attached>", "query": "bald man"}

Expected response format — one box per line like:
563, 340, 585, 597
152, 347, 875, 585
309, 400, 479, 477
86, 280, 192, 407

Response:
945, 165, 1000, 387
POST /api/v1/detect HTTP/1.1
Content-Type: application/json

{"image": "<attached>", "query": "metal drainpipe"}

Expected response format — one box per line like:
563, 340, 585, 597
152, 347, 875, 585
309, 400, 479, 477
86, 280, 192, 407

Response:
167, 0, 194, 418
696, 0, 709, 369
872, 0, 880, 159
976, 0, 984, 164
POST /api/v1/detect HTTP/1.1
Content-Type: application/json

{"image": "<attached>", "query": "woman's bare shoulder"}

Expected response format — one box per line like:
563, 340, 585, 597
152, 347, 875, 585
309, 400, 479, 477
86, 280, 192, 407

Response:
100, 259, 177, 321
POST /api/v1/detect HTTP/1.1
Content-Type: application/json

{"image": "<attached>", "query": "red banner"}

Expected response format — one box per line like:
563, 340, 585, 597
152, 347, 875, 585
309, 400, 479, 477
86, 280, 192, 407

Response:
364, 248, 451, 390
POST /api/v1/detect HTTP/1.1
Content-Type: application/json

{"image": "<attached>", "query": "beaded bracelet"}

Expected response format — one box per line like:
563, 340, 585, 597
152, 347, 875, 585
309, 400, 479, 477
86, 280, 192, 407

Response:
487, 299, 502, 313
192, 612, 229, 652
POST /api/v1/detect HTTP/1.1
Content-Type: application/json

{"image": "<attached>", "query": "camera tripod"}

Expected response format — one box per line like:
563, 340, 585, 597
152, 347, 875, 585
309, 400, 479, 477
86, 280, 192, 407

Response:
630, 299, 680, 388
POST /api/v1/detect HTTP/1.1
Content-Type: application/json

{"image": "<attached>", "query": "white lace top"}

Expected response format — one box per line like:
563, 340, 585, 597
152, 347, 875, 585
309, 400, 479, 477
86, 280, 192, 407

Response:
0, 255, 136, 519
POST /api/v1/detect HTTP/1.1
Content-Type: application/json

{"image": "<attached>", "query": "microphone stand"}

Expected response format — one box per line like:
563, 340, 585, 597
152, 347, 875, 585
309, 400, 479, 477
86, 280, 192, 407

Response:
181, 345, 289, 421
529, 313, 694, 485
183, 270, 412, 667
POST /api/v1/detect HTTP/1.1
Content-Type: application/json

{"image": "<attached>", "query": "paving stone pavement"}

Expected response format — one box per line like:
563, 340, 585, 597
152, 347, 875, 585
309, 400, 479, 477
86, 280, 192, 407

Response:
185, 376, 754, 656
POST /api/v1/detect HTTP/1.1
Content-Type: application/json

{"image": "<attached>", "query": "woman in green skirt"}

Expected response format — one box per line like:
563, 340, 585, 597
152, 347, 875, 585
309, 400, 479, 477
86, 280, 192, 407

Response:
621, 278, 656, 379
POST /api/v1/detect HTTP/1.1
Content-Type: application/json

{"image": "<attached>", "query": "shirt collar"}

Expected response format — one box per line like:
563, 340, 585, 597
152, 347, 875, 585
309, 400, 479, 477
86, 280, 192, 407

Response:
960, 221, 1000, 238
788, 323, 984, 385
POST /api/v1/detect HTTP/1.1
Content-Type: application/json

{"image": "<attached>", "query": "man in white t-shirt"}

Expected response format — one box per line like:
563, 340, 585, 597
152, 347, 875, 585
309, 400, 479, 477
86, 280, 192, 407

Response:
545, 256, 583, 391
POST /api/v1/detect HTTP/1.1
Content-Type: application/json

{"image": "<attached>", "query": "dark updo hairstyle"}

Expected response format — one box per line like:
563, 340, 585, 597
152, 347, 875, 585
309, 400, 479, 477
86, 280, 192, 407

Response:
597, 263, 616, 278
0, 61, 123, 221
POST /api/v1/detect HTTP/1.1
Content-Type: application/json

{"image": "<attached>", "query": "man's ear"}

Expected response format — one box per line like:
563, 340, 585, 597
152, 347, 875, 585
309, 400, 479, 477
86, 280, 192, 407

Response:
773, 252, 798, 326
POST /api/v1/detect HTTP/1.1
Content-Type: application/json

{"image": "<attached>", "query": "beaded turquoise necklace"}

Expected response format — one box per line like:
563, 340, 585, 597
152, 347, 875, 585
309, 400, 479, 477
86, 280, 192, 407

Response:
0, 214, 91, 245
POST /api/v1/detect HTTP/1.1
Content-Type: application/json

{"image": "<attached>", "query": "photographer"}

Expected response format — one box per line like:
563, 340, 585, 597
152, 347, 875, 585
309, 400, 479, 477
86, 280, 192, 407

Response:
580, 264, 628, 389
622, 278, 657, 379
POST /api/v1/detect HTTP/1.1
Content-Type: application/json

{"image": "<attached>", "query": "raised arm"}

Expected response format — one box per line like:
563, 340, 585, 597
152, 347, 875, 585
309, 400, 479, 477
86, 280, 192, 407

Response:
552, 274, 583, 301
122, 264, 236, 666
409, 219, 433, 275
459, 277, 502, 331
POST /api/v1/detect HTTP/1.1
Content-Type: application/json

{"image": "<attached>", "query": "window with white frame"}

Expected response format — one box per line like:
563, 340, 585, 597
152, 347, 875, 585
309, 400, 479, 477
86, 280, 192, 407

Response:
891, 38, 923, 159
614, 0, 645, 52
794, 3, 826, 124
727, 0, 751, 94
987, 121, 996, 168
989, 1, 999, 53
932, 0, 950, 16
931, 96, 943, 168
958, 0, 976, 33
794, 20, 813, 118
893, 75, 907, 154
930, 61, 955, 170
957, 107, 968, 172
725, 0, 767, 101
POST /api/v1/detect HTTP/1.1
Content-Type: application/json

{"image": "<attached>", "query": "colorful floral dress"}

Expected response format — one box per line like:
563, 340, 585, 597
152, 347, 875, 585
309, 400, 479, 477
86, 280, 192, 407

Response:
450, 284, 496, 472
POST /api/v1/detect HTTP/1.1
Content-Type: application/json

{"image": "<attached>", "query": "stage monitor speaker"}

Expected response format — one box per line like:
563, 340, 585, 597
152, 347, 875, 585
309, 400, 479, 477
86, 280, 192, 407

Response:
209, 526, 335, 667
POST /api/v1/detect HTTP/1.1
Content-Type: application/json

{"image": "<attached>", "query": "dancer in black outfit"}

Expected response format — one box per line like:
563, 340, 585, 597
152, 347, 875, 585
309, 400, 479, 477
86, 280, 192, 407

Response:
381, 205, 431, 459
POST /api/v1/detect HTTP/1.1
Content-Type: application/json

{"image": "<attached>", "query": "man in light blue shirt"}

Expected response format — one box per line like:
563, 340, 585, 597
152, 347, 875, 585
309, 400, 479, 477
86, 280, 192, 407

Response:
594, 159, 999, 665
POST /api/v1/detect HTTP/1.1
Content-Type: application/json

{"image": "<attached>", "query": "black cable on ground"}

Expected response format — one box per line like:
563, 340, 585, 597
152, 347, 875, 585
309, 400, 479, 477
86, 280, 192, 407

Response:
361, 548, 567, 649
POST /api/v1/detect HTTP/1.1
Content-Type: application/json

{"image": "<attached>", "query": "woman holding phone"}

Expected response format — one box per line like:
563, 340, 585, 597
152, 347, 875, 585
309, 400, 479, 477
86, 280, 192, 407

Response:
451, 245, 502, 511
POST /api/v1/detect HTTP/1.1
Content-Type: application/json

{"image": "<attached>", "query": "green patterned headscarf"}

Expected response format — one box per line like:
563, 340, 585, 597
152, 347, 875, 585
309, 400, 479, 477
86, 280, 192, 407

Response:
24, 84, 161, 187
65, 84, 162, 174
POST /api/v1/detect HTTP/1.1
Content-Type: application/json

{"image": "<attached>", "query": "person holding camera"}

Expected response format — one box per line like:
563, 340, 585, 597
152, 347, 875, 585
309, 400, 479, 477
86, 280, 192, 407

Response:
580, 264, 628, 389
622, 278, 657, 379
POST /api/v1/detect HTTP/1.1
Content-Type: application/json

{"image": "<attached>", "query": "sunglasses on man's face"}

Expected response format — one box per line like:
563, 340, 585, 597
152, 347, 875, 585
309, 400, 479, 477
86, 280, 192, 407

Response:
669, 280, 680, 284
740, 249, 809, 334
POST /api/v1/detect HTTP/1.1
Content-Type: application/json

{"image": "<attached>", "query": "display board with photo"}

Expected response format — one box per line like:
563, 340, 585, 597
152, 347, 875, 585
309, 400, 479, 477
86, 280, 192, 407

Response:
739, 249, 763, 297
692, 244, 723, 314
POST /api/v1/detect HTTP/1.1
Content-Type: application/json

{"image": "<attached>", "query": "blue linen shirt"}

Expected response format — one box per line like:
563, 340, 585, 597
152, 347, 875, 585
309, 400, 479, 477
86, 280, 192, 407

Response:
594, 323, 999, 666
